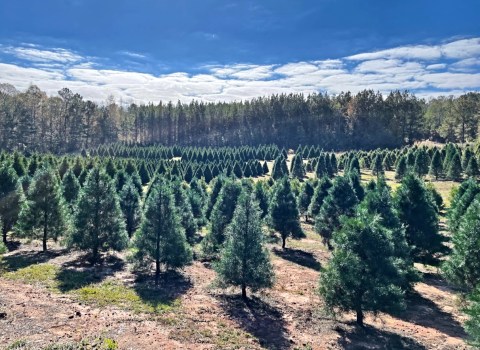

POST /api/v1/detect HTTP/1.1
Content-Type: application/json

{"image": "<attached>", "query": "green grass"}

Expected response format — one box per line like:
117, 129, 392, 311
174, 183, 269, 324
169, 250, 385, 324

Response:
1, 262, 179, 315
5, 336, 119, 350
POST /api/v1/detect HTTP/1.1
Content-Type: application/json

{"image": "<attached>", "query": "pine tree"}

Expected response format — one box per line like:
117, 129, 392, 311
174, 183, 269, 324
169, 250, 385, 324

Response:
448, 178, 480, 233
253, 181, 269, 219
298, 181, 315, 221
446, 152, 462, 181
69, 168, 128, 263
315, 155, 328, 178
62, 169, 80, 209
215, 190, 274, 299
394, 173, 444, 263
395, 156, 407, 180
202, 180, 243, 256
271, 156, 288, 180
443, 198, 480, 290
429, 149, 443, 180
171, 179, 197, 244
371, 154, 384, 177
206, 176, 225, 220
315, 176, 358, 249
268, 177, 303, 248
414, 148, 429, 177
0, 164, 23, 244
290, 154, 305, 179
15, 168, 68, 251
308, 176, 332, 218
133, 179, 192, 284
119, 179, 141, 238
464, 286, 480, 347
319, 211, 406, 326
347, 169, 365, 201
465, 156, 479, 178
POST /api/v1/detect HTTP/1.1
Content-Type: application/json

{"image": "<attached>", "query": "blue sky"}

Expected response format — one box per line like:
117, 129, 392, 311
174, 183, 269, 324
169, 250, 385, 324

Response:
0, 0, 479, 103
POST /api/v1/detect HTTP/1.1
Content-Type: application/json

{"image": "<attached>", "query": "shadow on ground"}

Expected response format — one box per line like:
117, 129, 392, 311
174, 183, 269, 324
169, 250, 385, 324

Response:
0, 248, 66, 272
399, 291, 467, 339
134, 270, 193, 311
273, 247, 322, 271
337, 324, 427, 350
56, 254, 126, 292
218, 294, 290, 350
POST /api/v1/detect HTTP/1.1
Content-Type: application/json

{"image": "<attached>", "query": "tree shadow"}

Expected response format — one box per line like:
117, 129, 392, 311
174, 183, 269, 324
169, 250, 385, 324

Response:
0, 248, 66, 272
56, 254, 126, 292
398, 291, 468, 339
5, 240, 21, 252
337, 324, 427, 350
273, 247, 322, 271
218, 294, 290, 350
133, 270, 193, 312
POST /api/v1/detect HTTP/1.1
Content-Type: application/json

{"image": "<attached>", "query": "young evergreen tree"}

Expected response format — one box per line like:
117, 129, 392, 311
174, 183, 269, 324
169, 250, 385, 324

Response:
429, 149, 443, 180
298, 181, 315, 221
15, 168, 68, 251
290, 154, 305, 179
443, 198, 480, 290
202, 180, 243, 256
119, 179, 141, 238
395, 156, 407, 180
347, 169, 365, 201
315, 176, 358, 249
62, 169, 80, 209
466, 156, 479, 178
133, 179, 192, 284
215, 190, 274, 299
319, 211, 406, 326
371, 153, 384, 177
448, 178, 480, 233
0, 164, 23, 244
268, 177, 304, 248
253, 181, 270, 219
206, 176, 226, 220
171, 180, 197, 244
394, 173, 444, 263
271, 156, 288, 180
414, 148, 430, 177
465, 286, 480, 347
308, 176, 332, 218
446, 152, 463, 181
69, 168, 128, 263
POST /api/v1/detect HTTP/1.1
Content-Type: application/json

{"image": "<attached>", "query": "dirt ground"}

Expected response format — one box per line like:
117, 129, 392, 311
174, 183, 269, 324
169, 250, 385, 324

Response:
0, 220, 471, 350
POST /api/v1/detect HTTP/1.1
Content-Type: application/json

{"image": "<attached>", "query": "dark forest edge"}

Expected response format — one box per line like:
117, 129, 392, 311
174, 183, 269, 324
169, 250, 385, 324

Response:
0, 82, 479, 153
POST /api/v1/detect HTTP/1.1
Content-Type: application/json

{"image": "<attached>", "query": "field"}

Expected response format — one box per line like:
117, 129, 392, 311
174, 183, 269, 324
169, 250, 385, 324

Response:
0, 153, 471, 350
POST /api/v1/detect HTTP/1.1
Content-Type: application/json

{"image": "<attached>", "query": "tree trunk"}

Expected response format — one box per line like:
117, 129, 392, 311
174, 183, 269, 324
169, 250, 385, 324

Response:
43, 223, 47, 252
155, 259, 160, 286
282, 236, 286, 249
2, 225, 7, 244
241, 284, 247, 300
92, 245, 98, 265
356, 308, 364, 327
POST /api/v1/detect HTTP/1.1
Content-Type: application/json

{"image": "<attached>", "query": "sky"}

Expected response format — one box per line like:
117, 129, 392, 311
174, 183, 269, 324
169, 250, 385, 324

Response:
0, 0, 479, 104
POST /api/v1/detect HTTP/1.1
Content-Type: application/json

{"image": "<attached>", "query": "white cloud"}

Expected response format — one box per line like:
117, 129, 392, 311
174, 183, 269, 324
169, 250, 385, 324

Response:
0, 37, 479, 103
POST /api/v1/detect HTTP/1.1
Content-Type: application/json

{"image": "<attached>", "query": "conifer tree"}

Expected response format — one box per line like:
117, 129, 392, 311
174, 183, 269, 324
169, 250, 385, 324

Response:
466, 156, 479, 178
315, 176, 358, 249
119, 179, 141, 238
448, 178, 480, 233
171, 180, 197, 244
348, 156, 361, 174
464, 286, 480, 347
394, 173, 444, 263
271, 156, 288, 180
62, 169, 80, 209
315, 155, 327, 178
371, 154, 384, 177
447, 152, 462, 181
347, 169, 365, 201
268, 177, 303, 248
414, 148, 430, 177
443, 198, 480, 290
202, 180, 243, 255
308, 176, 332, 218
215, 190, 274, 299
319, 211, 406, 326
16, 168, 68, 251
253, 181, 269, 219
0, 164, 23, 243
395, 156, 407, 180
133, 179, 192, 284
206, 176, 226, 220
69, 168, 128, 263
429, 149, 443, 180
290, 154, 305, 179
298, 181, 314, 221
262, 161, 269, 175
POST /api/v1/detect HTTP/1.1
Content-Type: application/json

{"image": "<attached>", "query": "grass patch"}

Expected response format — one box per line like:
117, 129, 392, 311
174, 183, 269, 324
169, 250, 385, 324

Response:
75, 281, 180, 314
2, 263, 58, 287
5, 339, 27, 350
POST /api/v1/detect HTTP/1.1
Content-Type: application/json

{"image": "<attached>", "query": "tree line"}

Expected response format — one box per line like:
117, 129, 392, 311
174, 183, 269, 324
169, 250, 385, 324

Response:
1, 83, 479, 152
